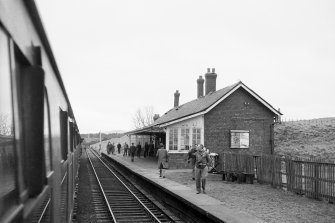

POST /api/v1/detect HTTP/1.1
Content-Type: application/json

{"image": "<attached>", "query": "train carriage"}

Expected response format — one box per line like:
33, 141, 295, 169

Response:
0, 0, 81, 222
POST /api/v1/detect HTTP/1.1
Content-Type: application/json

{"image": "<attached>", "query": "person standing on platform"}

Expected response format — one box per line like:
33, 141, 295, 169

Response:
136, 142, 142, 158
123, 142, 129, 156
106, 141, 111, 154
117, 142, 121, 154
156, 143, 169, 178
144, 142, 149, 158
187, 144, 197, 180
129, 143, 136, 162
195, 144, 211, 194
111, 142, 115, 155
149, 141, 154, 157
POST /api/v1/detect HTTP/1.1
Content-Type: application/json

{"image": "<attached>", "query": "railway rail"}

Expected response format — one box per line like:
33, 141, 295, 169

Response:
86, 148, 176, 223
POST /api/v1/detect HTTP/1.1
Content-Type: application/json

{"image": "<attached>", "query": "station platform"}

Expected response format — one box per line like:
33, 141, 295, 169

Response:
102, 152, 265, 223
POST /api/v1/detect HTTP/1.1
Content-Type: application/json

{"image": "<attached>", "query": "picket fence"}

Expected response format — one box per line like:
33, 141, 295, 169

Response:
218, 152, 335, 202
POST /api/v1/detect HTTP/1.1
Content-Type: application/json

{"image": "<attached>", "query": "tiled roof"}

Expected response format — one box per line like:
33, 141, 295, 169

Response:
154, 81, 241, 125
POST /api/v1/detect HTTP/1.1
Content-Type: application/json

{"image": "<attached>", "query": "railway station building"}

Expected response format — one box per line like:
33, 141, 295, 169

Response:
128, 68, 282, 168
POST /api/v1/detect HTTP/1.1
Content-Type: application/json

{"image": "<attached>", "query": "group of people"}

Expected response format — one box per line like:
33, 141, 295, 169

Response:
107, 140, 211, 194
123, 141, 157, 159
106, 141, 122, 155
156, 143, 211, 194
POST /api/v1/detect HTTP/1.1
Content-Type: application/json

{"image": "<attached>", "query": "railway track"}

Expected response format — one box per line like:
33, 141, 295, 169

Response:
86, 149, 176, 223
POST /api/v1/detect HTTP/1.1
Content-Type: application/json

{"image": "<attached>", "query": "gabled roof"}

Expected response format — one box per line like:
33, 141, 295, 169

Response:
154, 81, 282, 127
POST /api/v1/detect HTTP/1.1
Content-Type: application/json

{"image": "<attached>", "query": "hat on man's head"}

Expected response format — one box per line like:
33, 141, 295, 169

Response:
159, 143, 164, 148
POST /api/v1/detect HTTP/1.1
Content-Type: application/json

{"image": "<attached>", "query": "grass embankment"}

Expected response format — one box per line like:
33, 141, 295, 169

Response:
274, 117, 335, 161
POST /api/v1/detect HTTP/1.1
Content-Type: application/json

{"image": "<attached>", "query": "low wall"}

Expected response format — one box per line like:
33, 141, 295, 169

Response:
168, 153, 193, 169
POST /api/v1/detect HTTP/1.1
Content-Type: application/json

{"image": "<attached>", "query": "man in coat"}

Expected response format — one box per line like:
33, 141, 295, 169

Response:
194, 144, 211, 194
117, 142, 121, 154
187, 144, 197, 180
156, 143, 169, 178
123, 142, 129, 156
144, 142, 149, 158
136, 142, 142, 158
129, 143, 136, 162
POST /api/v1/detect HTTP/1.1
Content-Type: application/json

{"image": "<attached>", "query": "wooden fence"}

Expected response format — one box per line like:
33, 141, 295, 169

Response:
218, 152, 335, 202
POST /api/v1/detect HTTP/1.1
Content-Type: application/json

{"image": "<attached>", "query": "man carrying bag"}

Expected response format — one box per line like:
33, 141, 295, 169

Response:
195, 144, 211, 194
156, 143, 169, 178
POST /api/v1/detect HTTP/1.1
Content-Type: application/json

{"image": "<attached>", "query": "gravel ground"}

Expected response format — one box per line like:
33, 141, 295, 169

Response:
75, 152, 98, 222
165, 170, 335, 223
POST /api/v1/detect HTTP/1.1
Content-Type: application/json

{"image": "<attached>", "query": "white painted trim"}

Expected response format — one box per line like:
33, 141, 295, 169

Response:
159, 111, 206, 128
238, 84, 282, 116
159, 82, 281, 127
168, 151, 189, 154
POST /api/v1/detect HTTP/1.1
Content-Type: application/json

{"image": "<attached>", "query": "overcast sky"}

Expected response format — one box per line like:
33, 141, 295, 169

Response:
35, 0, 335, 133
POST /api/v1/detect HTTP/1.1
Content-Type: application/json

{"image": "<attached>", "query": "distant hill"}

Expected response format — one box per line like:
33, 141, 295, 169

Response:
274, 117, 335, 161
104, 130, 125, 134
81, 131, 126, 144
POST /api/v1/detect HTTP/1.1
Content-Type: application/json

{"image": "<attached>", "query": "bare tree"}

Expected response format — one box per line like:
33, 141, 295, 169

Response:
132, 106, 155, 129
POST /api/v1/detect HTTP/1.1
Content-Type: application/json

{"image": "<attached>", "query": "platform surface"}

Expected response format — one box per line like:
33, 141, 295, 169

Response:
102, 151, 265, 223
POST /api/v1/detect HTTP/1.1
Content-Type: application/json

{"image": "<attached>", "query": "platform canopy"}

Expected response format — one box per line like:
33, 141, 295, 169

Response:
125, 125, 165, 136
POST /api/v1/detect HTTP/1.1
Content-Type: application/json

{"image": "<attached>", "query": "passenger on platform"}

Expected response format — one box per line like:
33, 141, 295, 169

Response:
117, 142, 121, 154
144, 142, 149, 157
123, 142, 129, 156
106, 141, 112, 154
129, 143, 136, 162
187, 144, 197, 180
156, 143, 169, 178
136, 142, 142, 158
149, 141, 154, 157
111, 143, 115, 154
194, 144, 211, 194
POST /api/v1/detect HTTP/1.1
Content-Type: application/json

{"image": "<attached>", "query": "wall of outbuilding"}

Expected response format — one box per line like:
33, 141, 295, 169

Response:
204, 87, 277, 155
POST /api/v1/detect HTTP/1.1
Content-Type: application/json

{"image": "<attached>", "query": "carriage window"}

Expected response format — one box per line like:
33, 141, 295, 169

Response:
0, 27, 17, 217
60, 109, 68, 161
44, 96, 52, 174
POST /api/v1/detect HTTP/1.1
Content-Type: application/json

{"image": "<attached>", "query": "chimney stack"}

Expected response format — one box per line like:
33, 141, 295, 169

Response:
205, 68, 217, 95
197, 75, 204, 98
174, 90, 180, 107
153, 114, 160, 122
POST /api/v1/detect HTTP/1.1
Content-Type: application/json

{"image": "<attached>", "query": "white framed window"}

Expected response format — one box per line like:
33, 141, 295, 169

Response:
192, 128, 201, 146
230, 130, 249, 148
180, 128, 190, 150
169, 128, 178, 150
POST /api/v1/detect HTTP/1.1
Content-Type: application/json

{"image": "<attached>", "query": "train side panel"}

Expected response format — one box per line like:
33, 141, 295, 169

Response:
0, 0, 80, 222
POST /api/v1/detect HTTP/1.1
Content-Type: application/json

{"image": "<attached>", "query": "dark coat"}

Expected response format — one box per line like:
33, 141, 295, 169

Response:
187, 147, 197, 166
129, 145, 136, 154
194, 150, 211, 168
156, 148, 169, 169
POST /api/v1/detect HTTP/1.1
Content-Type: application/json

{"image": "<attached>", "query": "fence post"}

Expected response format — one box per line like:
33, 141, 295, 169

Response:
314, 162, 320, 199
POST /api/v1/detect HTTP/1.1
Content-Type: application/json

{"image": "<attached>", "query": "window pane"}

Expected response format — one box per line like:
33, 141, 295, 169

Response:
0, 28, 17, 216
169, 129, 173, 150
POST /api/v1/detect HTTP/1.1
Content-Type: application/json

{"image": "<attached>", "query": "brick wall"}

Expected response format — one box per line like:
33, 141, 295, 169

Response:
168, 153, 192, 169
204, 88, 276, 155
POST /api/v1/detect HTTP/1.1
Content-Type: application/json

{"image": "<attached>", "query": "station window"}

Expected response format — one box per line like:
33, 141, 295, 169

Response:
192, 128, 201, 146
168, 128, 178, 150
230, 130, 249, 148
0, 27, 17, 217
180, 128, 190, 150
